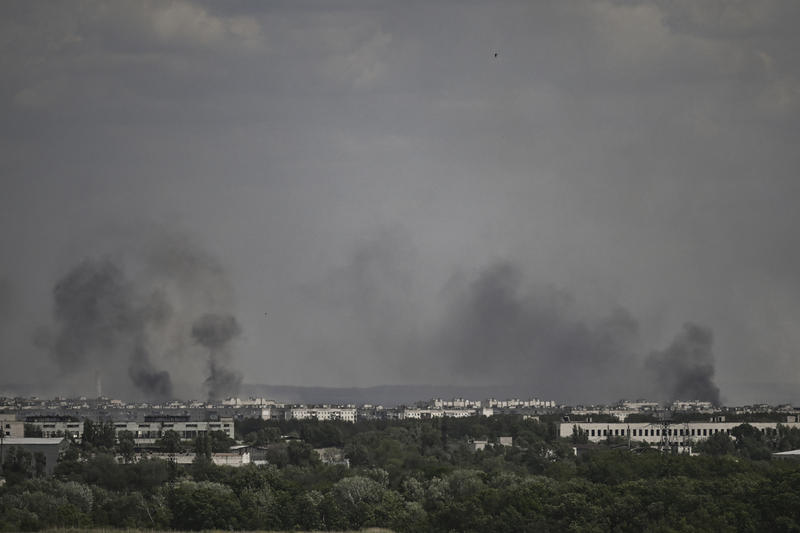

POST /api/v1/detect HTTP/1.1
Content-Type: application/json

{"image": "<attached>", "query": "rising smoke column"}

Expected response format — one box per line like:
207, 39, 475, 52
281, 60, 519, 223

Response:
41, 233, 243, 400
46, 258, 174, 400
646, 323, 721, 405
191, 313, 242, 400
50, 259, 135, 370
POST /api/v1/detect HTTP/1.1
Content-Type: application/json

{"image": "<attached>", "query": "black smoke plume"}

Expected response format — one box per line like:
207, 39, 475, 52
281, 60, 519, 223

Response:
432, 261, 722, 404
646, 323, 721, 405
46, 258, 173, 399
51, 259, 137, 370
435, 262, 641, 403
128, 343, 173, 399
191, 313, 242, 400
191, 314, 241, 349
42, 234, 241, 400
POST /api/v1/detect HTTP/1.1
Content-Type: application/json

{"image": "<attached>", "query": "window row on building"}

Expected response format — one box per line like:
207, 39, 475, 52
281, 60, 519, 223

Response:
561, 421, 800, 444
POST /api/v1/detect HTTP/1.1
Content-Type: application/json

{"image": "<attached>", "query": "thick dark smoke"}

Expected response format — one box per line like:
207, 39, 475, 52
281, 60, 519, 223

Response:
191, 314, 241, 350
128, 343, 173, 399
646, 323, 721, 405
435, 262, 641, 403
46, 258, 174, 399
50, 260, 137, 370
191, 313, 242, 400
205, 360, 243, 402
41, 235, 241, 400
433, 261, 722, 404
0, 278, 12, 323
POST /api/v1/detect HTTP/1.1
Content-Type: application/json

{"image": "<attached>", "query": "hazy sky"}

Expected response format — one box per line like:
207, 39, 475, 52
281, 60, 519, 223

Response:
1, 1, 799, 404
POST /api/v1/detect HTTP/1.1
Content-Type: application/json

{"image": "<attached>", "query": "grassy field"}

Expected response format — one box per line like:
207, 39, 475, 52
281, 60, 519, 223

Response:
42, 527, 393, 533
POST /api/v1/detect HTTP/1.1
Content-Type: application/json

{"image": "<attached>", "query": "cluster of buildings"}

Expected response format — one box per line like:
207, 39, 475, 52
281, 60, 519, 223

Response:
6, 394, 800, 462
0, 394, 561, 431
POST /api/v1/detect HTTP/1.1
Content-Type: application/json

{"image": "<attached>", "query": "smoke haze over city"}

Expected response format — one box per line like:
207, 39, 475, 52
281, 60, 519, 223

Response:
1, 1, 800, 405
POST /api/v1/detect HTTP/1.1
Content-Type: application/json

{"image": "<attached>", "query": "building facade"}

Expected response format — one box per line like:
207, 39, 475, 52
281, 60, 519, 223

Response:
113, 415, 235, 442
286, 407, 357, 423
561, 420, 800, 446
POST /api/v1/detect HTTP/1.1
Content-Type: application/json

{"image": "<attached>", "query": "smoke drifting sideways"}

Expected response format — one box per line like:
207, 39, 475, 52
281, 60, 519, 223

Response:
434, 262, 722, 405
39, 239, 242, 401
191, 313, 242, 401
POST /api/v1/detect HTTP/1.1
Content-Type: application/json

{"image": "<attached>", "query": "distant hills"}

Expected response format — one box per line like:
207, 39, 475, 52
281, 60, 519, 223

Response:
241, 383, 549, 406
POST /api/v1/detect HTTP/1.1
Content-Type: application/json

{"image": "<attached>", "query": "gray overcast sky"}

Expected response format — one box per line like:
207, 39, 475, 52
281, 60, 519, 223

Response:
1, 1, 799, 404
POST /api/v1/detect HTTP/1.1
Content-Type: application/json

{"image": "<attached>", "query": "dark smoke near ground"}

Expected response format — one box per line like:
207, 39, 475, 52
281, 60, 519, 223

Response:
45, 258, 175, 400
129, 343, 173, 399
646, 323, 721, 405
191, 313, 242, 400
435, 262, 641, 403
432, 261, 722, 404
40, 236, 242, 401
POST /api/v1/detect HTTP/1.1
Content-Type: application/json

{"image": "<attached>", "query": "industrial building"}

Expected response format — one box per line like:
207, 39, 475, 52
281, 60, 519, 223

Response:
21, 413, 234, 443
0, 437, 67, 475
112, 414, 235, 442
1, 413, 23, 437
23, 416, 84, 439
560, 419, 800, 446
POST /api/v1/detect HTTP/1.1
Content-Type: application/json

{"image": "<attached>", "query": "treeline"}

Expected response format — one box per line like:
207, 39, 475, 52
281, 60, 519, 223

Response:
1, 416, 800, 531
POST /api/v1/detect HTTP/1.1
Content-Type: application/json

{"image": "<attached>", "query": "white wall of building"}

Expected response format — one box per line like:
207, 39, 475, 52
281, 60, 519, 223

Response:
561, 421, 800, 445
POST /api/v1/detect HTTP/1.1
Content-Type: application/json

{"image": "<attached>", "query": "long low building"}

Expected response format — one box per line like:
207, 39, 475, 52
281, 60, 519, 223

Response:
22, 414, 235, 442
133, 451, 250, 466
286, 407, 357, 422
397, 408, 489, 419
113, 415, 235, 440
560, 420, 800, 446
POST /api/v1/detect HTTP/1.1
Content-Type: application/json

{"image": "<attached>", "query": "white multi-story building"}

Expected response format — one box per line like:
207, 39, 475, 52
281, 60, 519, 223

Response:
486, 398, 555, 409
113, 415, 235, 442
23, 416, 84, 439
1, 413, 24, 437
399, 408, 445, 420
431, 398, 482, 409
399, 408, 477, 419
286, 407, 357, 423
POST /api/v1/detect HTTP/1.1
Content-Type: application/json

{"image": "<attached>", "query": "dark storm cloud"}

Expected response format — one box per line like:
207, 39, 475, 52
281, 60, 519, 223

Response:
1, 1, 799, 403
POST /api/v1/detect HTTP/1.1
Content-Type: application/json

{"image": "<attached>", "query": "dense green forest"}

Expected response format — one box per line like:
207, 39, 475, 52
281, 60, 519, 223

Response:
3, 415, 800, 532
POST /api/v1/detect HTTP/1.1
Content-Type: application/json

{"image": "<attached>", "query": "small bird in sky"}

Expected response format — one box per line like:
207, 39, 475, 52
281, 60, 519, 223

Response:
493, 51, 499, 58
